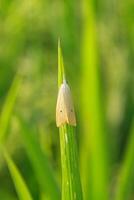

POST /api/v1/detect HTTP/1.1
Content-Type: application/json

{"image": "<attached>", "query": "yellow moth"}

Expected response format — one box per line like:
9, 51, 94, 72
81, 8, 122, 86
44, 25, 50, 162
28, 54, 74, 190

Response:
56, 80, 76, 127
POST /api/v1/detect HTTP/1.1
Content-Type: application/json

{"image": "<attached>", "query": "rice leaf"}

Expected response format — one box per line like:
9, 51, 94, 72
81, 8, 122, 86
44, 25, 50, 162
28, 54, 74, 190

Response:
0, 75, 22, 144
58, 38, 65, 88
115, 120, 134, 200
4, 151, 33, 200
81, 0, 109, 199
18, 117, 60, 200
57, 39, 83, 200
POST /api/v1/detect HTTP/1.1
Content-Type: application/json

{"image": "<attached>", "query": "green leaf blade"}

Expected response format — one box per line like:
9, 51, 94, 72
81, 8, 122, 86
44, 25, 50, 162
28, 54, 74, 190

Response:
4, 151, 33, 200
58, 38, 65, 87
18, 117, 60, 200
81, 0, 110, 199
115, 120, 134, 200
57, 40, 83, 200
0, 75, 22, 144
60, 125, 83, 200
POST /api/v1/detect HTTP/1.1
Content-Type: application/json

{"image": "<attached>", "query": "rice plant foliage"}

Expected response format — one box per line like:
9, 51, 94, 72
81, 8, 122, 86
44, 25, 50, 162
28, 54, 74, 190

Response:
4, 150, 33, 200
57, 40, 83, 200
0, 0, 133, 199
18, 116, 60, 200
115, 120, 134, 200
81, 0, 110, 199
0, 75, 22, 144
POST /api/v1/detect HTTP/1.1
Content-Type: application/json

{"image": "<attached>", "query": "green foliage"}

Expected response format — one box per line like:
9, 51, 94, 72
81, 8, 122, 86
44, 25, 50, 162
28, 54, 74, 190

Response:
4, 151, 33, 200
0, 75, 22, 144
59, 125, 83, 200
18, 117, 60, 200
58, 39, 65, 88
82, 0, 108, 200
81, 0, 109, 199
58, 42, 83, 200
115, 121, 134, 200
0, 0, 133, 199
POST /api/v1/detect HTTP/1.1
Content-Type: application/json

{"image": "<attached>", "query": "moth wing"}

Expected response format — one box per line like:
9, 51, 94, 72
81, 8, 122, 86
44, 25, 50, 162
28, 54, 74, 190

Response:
63, 84, 76, 126
56, 84, 68, 127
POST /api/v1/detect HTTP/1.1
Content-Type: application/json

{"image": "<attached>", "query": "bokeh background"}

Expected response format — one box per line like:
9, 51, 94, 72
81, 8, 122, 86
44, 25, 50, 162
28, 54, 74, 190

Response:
0, 0, 133, 199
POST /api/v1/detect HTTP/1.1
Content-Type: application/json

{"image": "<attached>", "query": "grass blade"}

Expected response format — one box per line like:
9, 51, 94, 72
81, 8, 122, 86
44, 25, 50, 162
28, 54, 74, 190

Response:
0, 75, 22, 144
59, 125, 83, 200
115, 120, 134, 200
81, 0, 109, 199
3, 151, 33, 200
18, 117, 60, 200
57, 40, 83, 200
58, 38, 65, 88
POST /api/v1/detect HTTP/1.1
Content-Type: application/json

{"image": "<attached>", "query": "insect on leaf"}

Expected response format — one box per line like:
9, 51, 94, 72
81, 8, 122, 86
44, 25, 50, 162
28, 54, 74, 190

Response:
56, 80, 76, 127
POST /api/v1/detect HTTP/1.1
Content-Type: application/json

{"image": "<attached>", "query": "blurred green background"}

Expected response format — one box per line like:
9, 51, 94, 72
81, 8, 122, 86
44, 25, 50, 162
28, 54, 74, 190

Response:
0, 0, 133, 199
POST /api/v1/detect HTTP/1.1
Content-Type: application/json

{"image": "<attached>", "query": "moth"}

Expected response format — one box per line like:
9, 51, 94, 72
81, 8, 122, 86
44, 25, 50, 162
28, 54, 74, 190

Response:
56, 80, 76, 127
